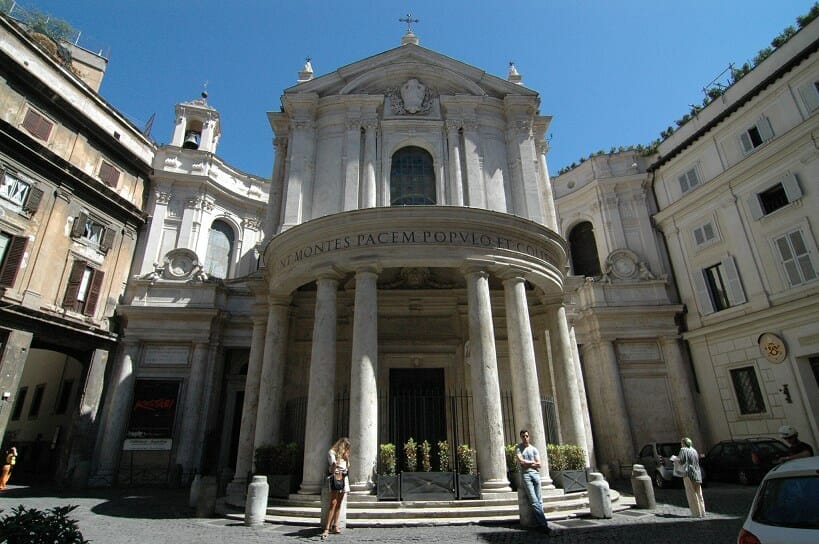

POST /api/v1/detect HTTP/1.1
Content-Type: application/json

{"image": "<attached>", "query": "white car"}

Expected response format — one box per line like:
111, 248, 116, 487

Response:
737, 456, 819, 544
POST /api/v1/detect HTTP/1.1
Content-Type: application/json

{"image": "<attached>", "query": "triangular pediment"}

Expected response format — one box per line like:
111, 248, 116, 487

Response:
284, 43, 537, 100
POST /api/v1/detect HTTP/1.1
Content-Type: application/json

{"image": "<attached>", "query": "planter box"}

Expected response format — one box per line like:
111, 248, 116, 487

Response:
456, 473, 481, 499
266, 474, 298, 498
376, 474, 400, 501
507, 470, 520, 491
401, 472, 456, 500
551, 469, 588, 493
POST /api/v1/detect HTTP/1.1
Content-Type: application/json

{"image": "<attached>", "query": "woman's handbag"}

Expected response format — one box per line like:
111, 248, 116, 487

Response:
330, 469, 345, 491
671, 455, 686, 478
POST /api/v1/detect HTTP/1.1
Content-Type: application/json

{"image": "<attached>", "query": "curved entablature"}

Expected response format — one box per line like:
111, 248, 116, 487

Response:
263, 206, 567, 295
338, 62, 487, 97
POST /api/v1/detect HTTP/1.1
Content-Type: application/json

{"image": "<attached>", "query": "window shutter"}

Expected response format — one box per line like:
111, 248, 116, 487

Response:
22, 186, 43, 213
83, 269, 104, 316
71, 212, 87, 238
721, 256, 747, 306
62, 260, 86, 310
692, 269, 715, 315
781, 173, 802, 202
678, 174, 689, 194
739, 132, 754, 153
22, 109, 53, 141
0, 235, 28, 287
100, 227, 116, 253
693, 227, 705, 246
757, 117, 774, 142
799, 82, 819, 112
747, 193, 764, 220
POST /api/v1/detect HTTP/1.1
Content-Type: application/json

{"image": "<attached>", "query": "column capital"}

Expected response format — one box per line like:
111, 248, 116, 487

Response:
267, 293, 292, 307
353, 263, 381, 277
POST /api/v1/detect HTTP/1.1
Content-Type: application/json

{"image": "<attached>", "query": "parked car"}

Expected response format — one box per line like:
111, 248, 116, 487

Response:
701, 438, 788, 485
637, 442, 681, 488
737, 456, 819, 544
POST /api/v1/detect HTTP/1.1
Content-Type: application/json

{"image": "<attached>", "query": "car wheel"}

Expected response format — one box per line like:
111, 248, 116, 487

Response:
738, 470, 752, 485
654, 471, 667, 489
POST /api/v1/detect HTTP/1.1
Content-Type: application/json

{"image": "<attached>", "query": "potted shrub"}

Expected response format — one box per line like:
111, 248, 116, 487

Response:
547, 443, 587, 493
437, 440, 451, 472
376, 443, 400, 500
505, 443, 520, 491
401, 438, 455, 500
456, 444, 480, 499
254, 442, 301, 498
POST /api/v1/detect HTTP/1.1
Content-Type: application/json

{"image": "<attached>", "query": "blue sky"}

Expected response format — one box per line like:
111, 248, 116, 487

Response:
17, 1, 814, 178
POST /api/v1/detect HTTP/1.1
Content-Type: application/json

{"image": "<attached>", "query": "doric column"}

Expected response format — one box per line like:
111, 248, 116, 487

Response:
254, 296, 292, 448
361, 119, 377, 208
464, 268, 510, 493
343, 119, 362, 211
225, 310, 267, 505
90, 340, 139, 486
660, 337, 703, 447
175, 342, 210, 476
536, 141, 558, 231
348, 267, 379, 492
445, 119, 464, 206
299, 275, 339, 494
583, 340, 634, 471
546, 304, 588, 461
502, 274, 552, 486
461, 119, 485, 208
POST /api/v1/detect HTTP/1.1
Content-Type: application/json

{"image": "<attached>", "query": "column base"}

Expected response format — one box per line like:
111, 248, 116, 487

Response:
480, 477, 513, 494
226, 478, 248, 507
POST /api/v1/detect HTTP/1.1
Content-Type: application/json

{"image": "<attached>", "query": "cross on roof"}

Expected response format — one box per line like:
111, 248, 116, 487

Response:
399, 13, 419, 33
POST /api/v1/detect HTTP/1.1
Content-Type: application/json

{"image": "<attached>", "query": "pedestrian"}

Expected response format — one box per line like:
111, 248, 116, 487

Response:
515, 429, 552, 534
673, 437, 705, 518
322, 437, 350, 539
774, 425, 814, 464
0, 446, 17, 489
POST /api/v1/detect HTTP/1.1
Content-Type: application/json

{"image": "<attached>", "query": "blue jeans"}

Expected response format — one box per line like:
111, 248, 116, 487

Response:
522, 469, 549, 528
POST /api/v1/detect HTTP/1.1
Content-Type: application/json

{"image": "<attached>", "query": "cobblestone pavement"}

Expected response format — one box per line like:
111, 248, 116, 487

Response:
0, 480, 755, 543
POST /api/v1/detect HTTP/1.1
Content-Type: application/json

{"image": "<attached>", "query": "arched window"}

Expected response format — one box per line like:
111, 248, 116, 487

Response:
568, 222, 602, 277
204, 220, 234, 279
390, 146, 436, 206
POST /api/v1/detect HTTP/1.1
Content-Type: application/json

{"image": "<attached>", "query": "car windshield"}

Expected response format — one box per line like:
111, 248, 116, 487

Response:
753, 441, 788, 454
657, 443, 678, 457
752, 475, 819, 529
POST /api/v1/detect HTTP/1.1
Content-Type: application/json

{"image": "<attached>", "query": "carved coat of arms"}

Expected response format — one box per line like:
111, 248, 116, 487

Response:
389, 78, 433, 115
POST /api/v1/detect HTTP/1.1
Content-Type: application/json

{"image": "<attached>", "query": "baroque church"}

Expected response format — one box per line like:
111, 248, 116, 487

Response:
1, 8, 817, 505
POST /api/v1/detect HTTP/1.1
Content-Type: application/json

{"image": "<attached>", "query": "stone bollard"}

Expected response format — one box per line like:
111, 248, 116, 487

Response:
586, 472, 612, 519
630, 464, 656, 509
195, 476, 218, 517
189, 474, 202, 508
516, 479, 537, 527
244, 475, 270, 526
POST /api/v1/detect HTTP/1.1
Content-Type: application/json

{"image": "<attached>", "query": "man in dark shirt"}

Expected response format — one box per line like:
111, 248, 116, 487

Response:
775, 425, 814, 464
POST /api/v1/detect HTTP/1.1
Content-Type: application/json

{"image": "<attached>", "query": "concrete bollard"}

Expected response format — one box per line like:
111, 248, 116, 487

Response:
586, 472, 612, 519
630, 464, 656, 509
189, 474, 202, 508
195, 476, 218, 517
244, 475, 270, 526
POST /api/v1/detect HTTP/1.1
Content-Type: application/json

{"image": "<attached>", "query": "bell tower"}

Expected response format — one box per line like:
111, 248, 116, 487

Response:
170, 91, 221, 153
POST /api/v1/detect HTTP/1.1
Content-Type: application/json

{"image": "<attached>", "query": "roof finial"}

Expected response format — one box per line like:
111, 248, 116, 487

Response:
507, 61, 522, 85
399, 13, 419, 33
399, 13, 420, 45
201, 80, 209, 100
298, 56, 314, 83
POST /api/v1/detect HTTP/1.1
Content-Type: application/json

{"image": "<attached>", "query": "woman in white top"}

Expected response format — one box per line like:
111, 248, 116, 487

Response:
322, 437, 350, 539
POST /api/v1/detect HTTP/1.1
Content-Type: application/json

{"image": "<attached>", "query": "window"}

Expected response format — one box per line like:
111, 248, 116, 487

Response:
10, 386, 27, 421
739, 117, 774, 154
390, 146, 436, 205
798, 80, 819, 113
28, 383, 45, 418
55, 379, 74, 415
98, 161, 121, 188
692, 221, 718, 247
748, 174, 802, 219
692, 256, 746, 315
774, 229, 817, 286
730, 366, 766, 414
203, 220, 234, 279
62, 260, 104, 316
0, 231, 28, 288
0, 170, 43, 213
22, 108, 54, 141
71, 212, 116, 252
568, 222, 602, 276
678, 167, 700, 194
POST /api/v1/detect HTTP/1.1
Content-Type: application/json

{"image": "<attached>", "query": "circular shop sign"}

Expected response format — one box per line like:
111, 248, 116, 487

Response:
758, 332, 787, 364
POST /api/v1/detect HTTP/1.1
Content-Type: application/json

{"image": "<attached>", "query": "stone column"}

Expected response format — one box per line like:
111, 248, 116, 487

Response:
299, 275, 339, 495
254, 296, 291, 448
343, 119, 361, 211
226, 311, 267, 505
504, 121, 527, 217
569, 326, 595, 466
265, 137, 288, 238
176, 342, 210, 476
462, 119, 485, 208
0, 329, 32, 441
660, 337, 703, 447
140, 190, 171, 275
546, 304, 588, 461
348, 267, 379, 492
464, 268, 510, 493
445, 119, 464, 207
536, 141, 558, 231
361, 119, 377, 208
281, 101, 318, 228
90, 340, 139, 486
178, 195, 202, 250
502, 274, 552, 486
584, 340, 634, 471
